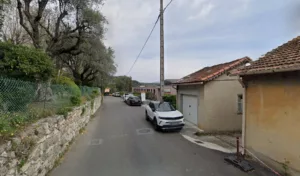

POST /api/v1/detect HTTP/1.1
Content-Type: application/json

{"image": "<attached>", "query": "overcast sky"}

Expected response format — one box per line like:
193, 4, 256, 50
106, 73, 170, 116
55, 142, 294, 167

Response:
102, 0, 300, 82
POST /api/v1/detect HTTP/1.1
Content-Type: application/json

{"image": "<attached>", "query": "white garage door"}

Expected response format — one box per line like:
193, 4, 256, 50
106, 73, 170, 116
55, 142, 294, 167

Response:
182, 95, 198, 125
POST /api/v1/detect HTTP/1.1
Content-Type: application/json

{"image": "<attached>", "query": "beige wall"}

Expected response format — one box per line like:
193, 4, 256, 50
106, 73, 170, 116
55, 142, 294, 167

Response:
203, 74, 243, 131
177, 84, 206, 129
244, 72, 300, 174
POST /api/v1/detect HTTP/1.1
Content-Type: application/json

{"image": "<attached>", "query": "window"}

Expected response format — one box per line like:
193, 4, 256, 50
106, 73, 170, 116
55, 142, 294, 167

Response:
237, 94, 243, 114
154, 102, 175, 112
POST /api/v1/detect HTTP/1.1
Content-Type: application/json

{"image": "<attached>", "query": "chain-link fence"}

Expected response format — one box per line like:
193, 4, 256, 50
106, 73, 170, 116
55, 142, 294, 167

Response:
0, 77, 100, 137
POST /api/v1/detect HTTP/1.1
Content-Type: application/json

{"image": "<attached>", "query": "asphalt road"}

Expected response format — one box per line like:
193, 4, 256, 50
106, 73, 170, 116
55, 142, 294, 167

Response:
51, 96, 252, 176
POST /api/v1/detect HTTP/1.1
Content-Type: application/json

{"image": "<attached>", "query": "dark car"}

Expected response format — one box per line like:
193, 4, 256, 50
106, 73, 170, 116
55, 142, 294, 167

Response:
126, 96, 142, 106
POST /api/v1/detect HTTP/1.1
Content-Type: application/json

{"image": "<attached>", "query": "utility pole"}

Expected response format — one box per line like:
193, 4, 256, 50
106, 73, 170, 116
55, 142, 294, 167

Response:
159, 0, 164, 101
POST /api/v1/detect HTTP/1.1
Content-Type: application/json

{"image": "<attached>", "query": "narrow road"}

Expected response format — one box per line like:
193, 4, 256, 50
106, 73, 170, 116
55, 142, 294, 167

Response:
51, 96, 251, 176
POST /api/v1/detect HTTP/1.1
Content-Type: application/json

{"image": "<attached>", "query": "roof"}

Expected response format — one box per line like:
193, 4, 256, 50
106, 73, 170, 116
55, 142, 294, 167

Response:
235, 36, 300, 75
175, 57, 251, 84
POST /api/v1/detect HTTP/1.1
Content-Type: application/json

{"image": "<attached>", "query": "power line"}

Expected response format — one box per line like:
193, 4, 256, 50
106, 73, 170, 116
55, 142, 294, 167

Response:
126, 0, 174, 76
164, 0, 174, 12
126, 15, 160, 75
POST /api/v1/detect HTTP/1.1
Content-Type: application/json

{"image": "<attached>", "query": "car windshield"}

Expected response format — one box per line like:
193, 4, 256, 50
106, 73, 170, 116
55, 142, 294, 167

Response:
132, 97, 140, 100
155, 102, 175, 112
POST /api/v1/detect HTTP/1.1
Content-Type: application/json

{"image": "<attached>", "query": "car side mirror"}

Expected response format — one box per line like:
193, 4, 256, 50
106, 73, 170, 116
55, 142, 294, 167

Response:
151, 107, 156, 112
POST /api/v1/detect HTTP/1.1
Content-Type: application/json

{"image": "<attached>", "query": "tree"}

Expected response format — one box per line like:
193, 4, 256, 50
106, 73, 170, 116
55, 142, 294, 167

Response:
0, 42, 54, 81
132, 80, 141, 87
16, 0, 105, 56
0, 0, 10, 38
1, 0, 30, 44
114, 76, 133, 92
62, 37, 116, 86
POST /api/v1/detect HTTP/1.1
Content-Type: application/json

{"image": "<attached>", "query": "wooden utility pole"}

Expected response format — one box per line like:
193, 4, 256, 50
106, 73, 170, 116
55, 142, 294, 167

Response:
159, 0, 165, 101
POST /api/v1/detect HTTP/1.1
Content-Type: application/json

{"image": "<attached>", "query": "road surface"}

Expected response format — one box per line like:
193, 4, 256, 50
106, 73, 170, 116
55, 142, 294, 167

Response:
51, 96, 254, 176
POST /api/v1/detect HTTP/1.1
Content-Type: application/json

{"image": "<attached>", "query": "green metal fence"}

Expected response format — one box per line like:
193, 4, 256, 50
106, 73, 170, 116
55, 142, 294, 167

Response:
0, 77, 100, 136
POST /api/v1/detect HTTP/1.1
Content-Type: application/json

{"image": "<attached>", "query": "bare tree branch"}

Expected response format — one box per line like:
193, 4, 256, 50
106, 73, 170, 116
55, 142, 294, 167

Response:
16, 0, 33, 39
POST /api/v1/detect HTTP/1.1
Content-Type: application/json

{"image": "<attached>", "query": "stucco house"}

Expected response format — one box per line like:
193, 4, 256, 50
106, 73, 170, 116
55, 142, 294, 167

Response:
174, 57, 251, 132
234, 36, 300, 175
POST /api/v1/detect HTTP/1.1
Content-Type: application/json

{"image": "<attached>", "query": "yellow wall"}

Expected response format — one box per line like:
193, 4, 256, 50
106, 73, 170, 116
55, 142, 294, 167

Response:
245, 73, 300, 174
204, 74, 243, 131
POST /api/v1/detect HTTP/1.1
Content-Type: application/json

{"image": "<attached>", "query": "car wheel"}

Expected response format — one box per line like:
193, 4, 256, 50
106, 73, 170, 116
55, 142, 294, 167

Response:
145, 111, 150, 121
153, 118, 160, 131
130, 102, 132, 106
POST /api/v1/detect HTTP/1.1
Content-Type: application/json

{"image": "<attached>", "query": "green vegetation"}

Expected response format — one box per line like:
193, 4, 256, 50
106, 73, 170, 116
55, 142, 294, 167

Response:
146, 92, 156, 100
163, 95, 176, 108
56, 107, 73, 119
0, 0, 108, 140
0, 42, 54, 81
70, 96, 81, 106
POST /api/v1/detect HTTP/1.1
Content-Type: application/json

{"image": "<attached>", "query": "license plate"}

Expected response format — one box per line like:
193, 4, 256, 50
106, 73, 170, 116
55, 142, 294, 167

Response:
169, 122, 180, 125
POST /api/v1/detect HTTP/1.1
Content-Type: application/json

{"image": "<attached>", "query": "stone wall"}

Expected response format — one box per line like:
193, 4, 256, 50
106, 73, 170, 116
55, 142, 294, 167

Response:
0, 96, 102, 176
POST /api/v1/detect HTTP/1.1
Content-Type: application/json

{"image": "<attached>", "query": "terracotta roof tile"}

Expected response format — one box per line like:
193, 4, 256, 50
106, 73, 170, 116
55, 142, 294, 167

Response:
176, 57, 251, 84
236, 36, 300, 75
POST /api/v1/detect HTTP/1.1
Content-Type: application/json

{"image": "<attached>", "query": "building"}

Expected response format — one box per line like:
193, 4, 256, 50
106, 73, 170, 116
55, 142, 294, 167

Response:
234, 36, 300, 175
174, 57, 251, 131
132, 85, 176, 100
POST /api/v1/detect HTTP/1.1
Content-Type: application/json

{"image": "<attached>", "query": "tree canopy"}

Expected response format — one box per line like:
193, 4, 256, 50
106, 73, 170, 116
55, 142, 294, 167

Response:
2, 0, 117, 86
0, 42, 54, 81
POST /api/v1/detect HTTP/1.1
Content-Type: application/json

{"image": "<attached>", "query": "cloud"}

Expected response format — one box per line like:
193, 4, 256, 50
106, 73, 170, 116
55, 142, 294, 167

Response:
188, 2, 215, 21
102, 0, 300, 82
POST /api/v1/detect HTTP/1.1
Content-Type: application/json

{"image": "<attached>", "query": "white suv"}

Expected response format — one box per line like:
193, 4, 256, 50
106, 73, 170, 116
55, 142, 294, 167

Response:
144, 101, 184, 131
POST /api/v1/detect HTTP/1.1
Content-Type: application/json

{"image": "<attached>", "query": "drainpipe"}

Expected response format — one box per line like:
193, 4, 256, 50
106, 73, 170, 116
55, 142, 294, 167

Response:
242, 83, 246, 155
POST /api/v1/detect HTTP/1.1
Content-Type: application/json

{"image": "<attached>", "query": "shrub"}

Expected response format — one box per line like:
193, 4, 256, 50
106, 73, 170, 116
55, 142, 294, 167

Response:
0, 113, 28, 137
146, 92, 156, 100
70, 96, 81, 106
0, 42, 54, 81
57, 107, 73, 118
163, 95, 176, 109
133, 92, 140, 96
53, 76, 81, 97
90, 89, 100, 99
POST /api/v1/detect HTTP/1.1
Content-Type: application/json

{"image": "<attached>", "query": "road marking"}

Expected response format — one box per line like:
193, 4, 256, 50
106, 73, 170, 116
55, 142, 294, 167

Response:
89, 139, 103, 146
136, 128, 153, 135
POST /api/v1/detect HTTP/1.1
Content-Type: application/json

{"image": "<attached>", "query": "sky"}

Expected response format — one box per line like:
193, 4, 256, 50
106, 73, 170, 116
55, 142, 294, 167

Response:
101, 0, 300, 82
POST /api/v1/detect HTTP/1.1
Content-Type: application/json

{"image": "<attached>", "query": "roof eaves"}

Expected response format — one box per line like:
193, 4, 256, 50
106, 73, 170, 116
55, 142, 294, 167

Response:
238, 65, 300, 76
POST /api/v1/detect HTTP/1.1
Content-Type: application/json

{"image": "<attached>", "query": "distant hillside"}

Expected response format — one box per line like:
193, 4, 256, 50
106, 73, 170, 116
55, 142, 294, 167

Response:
137, 79, 179, 87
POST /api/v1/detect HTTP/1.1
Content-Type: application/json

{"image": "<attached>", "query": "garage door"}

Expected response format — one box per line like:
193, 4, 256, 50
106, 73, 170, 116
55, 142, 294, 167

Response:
182, 95, 198, 125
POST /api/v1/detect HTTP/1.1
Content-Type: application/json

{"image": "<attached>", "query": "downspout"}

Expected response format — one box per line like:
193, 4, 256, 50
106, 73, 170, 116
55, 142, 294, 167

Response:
242, 79, 246, 155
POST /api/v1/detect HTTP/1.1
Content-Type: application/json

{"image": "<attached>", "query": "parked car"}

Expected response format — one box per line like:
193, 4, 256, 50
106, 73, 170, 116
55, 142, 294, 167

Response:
123, 93, 133, 102
112, 93, 116, 96
126, 96, 142, 106
115, 92, 121, 97
144, 101, 184, 131
122, 93, 128, 100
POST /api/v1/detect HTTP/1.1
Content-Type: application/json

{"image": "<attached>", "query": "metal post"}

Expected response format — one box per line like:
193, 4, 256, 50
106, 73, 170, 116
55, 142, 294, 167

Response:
159, 0, 165, 101
237, 137, 240, 160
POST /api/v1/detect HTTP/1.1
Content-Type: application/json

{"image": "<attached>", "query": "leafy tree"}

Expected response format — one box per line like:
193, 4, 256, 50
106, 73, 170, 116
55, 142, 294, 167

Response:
16, 0, 105, 56
62, 37, 116, 86
132, 80, 140, 87
0, 42, 54, 81
114, 76, 132, 92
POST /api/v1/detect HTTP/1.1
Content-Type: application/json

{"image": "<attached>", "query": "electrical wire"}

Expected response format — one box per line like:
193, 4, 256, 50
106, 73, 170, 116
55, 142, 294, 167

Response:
126, 15, 160, 75
164, 0, 174, 12
126, 0, 174, 76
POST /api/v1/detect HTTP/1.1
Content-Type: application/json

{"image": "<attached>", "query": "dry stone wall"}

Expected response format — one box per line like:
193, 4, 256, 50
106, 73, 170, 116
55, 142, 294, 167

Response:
0, 96, 102, 176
